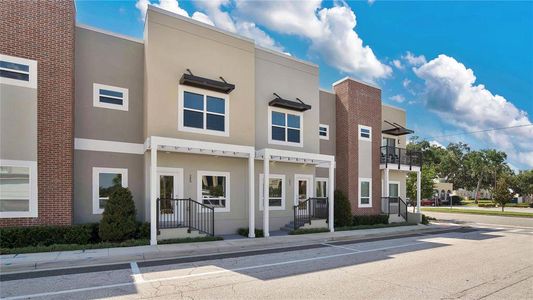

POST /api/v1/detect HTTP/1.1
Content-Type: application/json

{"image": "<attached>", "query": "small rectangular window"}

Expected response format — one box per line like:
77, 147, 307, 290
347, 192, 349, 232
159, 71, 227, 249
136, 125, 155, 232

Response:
315, 179, 327, 198
93, 83, 129, 111
260, 174, 285, 210
179, 86, 229, 136
0, 160, 38, 218
93, 168, 128, 214
319, 124, 329, 140
269, 108, 303, 147
359, 178, 372, 207
359, 125, 372, 141
198, 171, 230, 212
0, 54, 37, 88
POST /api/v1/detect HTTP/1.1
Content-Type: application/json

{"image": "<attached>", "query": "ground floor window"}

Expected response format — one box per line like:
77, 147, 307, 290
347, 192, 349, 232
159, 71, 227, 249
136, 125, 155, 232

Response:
359, 177, 372, 207
315, 178, 328, 199
0, 159, 37, 218
260, 174, 285, 210
198, 171, 230, 212
92, 167, 128, 214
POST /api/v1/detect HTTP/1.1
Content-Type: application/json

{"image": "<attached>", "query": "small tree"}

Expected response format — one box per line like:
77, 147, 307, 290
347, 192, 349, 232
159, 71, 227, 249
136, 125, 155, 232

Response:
99, 187, 137, 242
493, 177, 514, 212
333, 190, 352, 227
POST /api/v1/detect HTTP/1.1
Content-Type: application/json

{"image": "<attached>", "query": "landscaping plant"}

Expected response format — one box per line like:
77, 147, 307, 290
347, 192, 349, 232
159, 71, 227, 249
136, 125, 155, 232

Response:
333, 190, 352, 227
99, 187, 137, 242
493, 176, 514, 212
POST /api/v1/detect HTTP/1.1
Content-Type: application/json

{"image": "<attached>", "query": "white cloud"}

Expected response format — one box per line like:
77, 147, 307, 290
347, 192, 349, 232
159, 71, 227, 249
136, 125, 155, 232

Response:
392, 59, 404, 70
402, 78, 411, 88
235, 1, 391, 82
368, 0, 376, 4
191, 11, 214, 26
390, 94, 405, 103
429, 140, 445, 148
414, 54, 533, 168
403, 51, 427, 66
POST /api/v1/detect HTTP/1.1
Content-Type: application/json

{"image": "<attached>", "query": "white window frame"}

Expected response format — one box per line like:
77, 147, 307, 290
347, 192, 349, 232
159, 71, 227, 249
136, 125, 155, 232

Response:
0, 159, 38, 218
359, 124, 372, 141
0, 54, 37, 89
315, 177, 328, 198
197, 171, 230, 212
358, 177, 372, 208
178, 85, 230, 137
92, 167, 128, 214
93, 83, 129, 111
259, 174, 286, 211
268, 107, 303, 147
319, 124, 329, 140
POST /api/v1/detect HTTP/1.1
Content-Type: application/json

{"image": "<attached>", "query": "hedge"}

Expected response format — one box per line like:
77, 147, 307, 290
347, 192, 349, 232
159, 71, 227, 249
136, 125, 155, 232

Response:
289, 228, 329, 235
0, 222, 150, 249
352, 214, 389, 226
237, 228, 264, 238
478, 203, 496, 208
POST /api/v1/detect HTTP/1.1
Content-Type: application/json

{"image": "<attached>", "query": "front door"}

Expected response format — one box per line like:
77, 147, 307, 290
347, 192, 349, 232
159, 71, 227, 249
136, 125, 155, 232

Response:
295, 174, 313, 207
157, 168, 184, 222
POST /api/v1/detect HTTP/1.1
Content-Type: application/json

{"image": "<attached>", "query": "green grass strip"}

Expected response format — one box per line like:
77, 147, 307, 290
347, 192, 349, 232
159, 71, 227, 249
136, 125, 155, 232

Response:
421, 207, 533, 218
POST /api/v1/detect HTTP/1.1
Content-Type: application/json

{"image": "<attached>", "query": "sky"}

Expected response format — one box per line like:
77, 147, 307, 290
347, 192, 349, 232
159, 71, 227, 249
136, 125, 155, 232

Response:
75, 0, 533, 170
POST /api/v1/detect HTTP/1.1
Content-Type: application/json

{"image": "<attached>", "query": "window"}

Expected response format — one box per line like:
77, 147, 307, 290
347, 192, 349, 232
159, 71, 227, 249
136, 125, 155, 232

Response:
268, 107, 303, 146
319, 124, 329, 140
92, 168, 128, 214
359, 125, 372, 141
93, 83, 129, 111
0, 54, 37, 88
198, 171, 230, 212
178, 85, 229, 136
259, 174, 285, 210
359, 178, 372, 207
0, 160, 38, 218
315, 178, 328, 198
382, 137, 396, 148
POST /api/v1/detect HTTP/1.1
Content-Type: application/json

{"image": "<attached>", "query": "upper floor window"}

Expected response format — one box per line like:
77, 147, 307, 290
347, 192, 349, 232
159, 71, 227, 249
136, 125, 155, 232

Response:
0, 159, 38, 218
319, 124, 329, 140
0, 54, 37, 89
178, 86, 229, 136
93, 83, 129, 111
359, 125, 372, 141
268, 107, 303, 147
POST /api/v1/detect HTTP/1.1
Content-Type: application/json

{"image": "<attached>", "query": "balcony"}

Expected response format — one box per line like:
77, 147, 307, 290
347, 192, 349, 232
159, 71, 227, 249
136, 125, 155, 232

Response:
380, 146, 422, 169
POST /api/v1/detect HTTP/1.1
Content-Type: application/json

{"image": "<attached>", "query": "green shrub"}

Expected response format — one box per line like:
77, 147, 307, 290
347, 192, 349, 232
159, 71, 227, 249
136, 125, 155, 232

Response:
334, 190, 352, 227
0, 224, 99, 248
289, 228, 329, 235
352, 214, 389, 226
135, 222, 150, 239
451, 195, 463, 205
421, 214, 436, 225
99, 187, 137, 242
478, 203, 496, 208
237, 228, 264, 238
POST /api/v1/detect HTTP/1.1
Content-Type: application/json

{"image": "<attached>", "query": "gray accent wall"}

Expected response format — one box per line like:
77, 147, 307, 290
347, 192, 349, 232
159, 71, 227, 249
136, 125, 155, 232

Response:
0, 84, 37, 161
75, 26, 144, 143
319, 90, 336, 156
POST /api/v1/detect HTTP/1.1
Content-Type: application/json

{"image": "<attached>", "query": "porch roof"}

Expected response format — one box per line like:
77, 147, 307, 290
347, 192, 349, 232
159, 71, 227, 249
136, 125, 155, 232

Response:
255, 148, 335, 166
146, 136, 254, 158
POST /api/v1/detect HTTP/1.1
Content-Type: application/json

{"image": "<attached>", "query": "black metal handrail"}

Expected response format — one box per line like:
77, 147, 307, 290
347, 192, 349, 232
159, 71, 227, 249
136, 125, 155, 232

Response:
381, 196, 408, 223
156, 198, 215, 236
380, 146, 421, 169
293, 197, 328, 230
398, 197, 408, 223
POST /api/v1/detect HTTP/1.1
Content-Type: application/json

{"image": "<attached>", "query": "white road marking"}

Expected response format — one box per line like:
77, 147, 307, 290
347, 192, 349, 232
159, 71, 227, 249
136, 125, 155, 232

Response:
321, 243, 361, 252
0, 242, 424, 300
130, 262, 144, 283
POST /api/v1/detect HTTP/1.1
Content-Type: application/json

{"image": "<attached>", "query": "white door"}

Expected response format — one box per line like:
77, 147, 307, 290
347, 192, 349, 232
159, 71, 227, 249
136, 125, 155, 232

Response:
157, 168, 184, 222
294, 174, 313, 206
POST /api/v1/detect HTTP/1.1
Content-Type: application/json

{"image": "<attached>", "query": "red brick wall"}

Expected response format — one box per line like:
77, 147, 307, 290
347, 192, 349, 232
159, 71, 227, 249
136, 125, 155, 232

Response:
0, 0, 75, 226
334, 79, 382, 215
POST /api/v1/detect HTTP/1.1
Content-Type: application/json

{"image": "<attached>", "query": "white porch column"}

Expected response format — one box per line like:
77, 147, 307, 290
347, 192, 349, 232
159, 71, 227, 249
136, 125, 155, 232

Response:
248, 154, 255, 238
328, 161, 335, 232
150, 140, 158, 246
416, 170, 421, 213
263, 150, 270, 238
384, 168, 390, 197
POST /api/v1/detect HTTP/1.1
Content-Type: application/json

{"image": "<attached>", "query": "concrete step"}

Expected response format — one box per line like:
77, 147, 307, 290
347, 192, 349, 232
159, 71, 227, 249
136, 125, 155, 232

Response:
388, 214, 406, 223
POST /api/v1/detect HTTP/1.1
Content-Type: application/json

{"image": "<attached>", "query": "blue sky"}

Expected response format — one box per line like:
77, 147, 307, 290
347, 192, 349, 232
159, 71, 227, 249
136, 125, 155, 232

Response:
76, 0, 533, 170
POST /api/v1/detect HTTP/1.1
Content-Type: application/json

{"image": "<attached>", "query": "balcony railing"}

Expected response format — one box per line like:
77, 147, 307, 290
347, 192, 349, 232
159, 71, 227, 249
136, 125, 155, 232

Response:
380, 146, 422, 169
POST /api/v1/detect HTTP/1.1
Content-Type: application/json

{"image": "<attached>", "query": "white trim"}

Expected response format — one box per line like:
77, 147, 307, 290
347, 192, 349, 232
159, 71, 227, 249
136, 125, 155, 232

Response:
197, 170, 230, 212
255, 45, 318, 68
178, 85, 230, 137
358, 177, 372, 208
380, 163, 421, 172
319, 124, 329, 140
268, 106, 304, 147
256, 148, 334, 164
0, 54, 37, 89
331, 76, 380, 90
382, 103, 406, 112
358, 124, 372, 141
75, 138, 144, 154
93, 83, 129, 111
92, 167, 128, 214
148, 136, 255, 157
294, 174, 314, 206
315, 177, 328, 198
0, 159, 38, 218
319, 88, 335, 94
259, 174, 286, 211
76, 23, 144, 44
157, 167, 184, 199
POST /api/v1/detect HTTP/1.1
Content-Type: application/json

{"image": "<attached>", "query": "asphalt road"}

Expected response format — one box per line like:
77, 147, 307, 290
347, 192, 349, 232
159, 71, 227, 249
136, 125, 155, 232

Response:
1, 225, 532, 299
423, 211, 533, 228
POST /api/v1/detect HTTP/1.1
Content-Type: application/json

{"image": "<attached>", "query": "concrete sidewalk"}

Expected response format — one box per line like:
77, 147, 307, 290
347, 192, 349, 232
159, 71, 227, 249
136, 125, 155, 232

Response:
0, 224, 453, 274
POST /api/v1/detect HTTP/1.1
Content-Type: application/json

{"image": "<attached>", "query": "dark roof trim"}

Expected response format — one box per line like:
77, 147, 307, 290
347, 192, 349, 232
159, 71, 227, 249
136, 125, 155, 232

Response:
179, 69, 235, 94
268, 93, 312, 112
382, 120, 414, 136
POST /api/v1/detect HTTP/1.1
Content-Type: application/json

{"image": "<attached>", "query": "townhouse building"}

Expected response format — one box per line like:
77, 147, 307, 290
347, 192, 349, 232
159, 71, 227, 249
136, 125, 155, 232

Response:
0, 2, 422, 245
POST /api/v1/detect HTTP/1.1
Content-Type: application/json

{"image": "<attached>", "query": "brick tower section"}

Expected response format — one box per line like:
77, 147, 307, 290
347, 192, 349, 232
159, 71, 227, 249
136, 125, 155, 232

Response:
334, 79, 382, 215
0, 0, 75, 226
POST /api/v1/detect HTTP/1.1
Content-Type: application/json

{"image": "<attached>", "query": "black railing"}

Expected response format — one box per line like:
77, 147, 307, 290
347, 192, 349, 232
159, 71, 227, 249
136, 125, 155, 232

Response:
381, 196, 408, 223
380, 146, 422, 169
156, 198, 215, 236
293, 197, 329, 230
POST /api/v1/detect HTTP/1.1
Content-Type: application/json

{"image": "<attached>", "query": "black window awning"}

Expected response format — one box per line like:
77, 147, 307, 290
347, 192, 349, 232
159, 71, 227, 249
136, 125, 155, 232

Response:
179, 69, 235, 94
382, 120, 414, 136
268, 93, 311, 112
